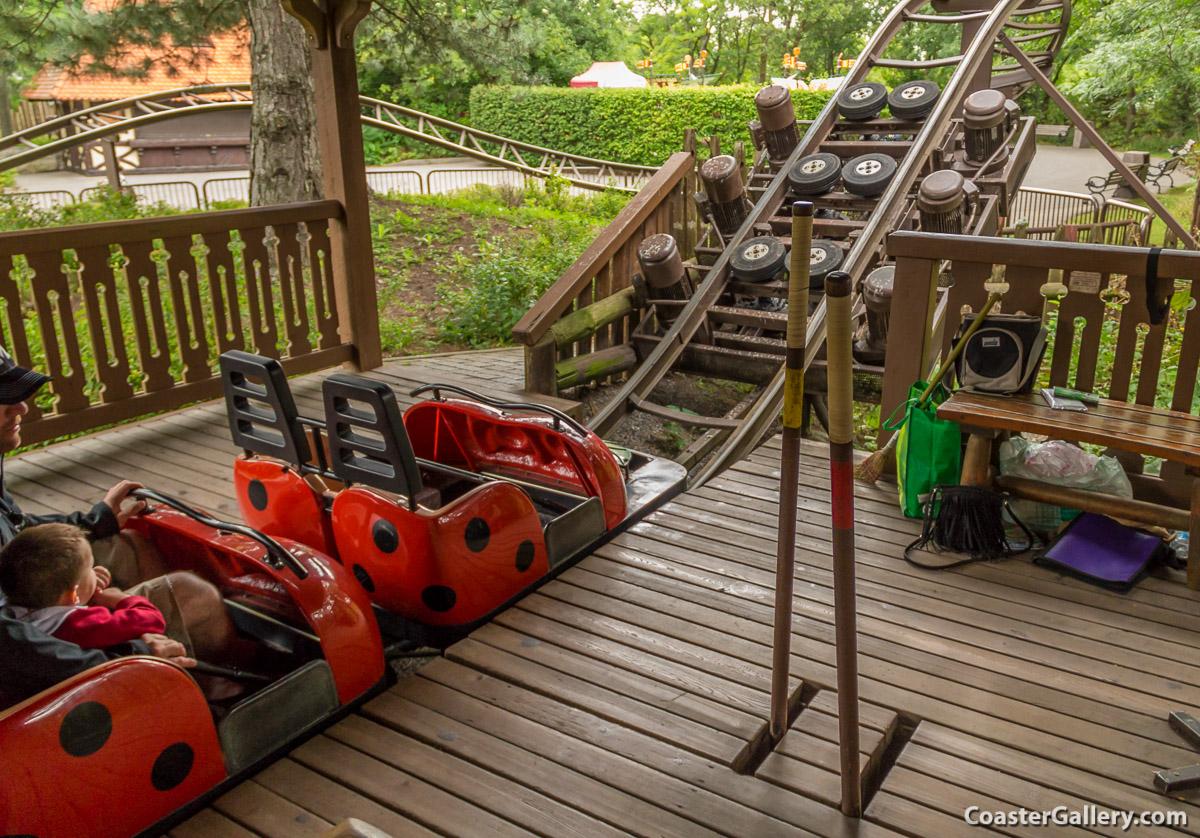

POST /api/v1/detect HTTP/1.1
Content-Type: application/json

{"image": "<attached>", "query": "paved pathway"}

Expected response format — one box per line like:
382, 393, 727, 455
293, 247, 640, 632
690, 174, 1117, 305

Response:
1022, 145, 1189, 195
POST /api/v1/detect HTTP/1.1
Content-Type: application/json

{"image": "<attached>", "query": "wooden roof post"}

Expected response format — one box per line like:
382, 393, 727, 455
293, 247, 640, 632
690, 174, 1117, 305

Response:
282, 0, 381, 370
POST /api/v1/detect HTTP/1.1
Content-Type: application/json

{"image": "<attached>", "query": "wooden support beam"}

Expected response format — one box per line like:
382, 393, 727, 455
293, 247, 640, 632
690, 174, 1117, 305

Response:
555, 344, 638, 390
549, 287, 638, 350
304, 0, 382, 370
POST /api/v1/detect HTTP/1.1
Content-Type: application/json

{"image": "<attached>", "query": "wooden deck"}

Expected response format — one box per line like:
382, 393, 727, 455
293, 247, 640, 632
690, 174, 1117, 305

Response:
11, 348, 1200, 837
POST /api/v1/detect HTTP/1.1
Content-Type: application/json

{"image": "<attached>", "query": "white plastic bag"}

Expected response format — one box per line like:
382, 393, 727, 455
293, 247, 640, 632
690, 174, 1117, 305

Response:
999, 438, 1133, 534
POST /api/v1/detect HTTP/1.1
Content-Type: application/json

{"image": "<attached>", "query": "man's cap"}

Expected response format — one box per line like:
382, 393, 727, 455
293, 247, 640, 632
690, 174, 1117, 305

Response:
0, 345, 50, 405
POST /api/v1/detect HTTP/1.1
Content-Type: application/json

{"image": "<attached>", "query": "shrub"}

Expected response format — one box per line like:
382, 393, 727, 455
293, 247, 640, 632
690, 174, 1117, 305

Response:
469, 84, 833, 167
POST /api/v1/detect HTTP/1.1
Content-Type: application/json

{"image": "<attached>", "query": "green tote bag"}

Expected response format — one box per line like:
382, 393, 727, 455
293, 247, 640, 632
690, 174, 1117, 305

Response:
883, 381, 962, 518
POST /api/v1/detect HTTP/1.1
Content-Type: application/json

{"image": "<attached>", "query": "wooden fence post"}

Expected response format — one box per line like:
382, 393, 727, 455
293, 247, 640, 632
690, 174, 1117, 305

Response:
878, 255, 939, 447
293, 0, 382, 370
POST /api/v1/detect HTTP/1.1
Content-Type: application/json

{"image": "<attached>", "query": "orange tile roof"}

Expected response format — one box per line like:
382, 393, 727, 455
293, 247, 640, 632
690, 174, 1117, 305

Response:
23, 11, 250, 103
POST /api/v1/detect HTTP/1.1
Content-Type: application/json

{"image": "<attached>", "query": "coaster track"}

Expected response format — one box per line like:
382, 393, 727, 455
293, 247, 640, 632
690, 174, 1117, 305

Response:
581, 0, 1073, 484
0, 84, 655, 192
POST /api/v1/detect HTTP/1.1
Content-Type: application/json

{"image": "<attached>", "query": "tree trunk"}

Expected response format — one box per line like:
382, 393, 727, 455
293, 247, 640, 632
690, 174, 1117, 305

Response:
247, 0, 322, 206
1125, 85, 1136, 143
0, 74, 13, 136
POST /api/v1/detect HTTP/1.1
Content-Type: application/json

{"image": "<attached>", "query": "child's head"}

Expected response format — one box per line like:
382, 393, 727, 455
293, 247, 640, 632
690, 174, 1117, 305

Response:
0, 523, 95, 609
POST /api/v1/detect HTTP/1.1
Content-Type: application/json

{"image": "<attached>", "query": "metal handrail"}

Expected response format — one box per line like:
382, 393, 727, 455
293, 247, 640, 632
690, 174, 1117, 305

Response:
132, 488, 307, 579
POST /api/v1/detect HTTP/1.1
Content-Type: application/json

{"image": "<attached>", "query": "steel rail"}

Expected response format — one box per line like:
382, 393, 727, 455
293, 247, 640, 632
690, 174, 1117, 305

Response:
2, 85, 652, 193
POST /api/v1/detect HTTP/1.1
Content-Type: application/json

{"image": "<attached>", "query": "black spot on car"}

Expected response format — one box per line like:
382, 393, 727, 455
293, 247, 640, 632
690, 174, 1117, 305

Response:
151, 742, 194, 791
464, 518, 490, 552
352, 563, 375, 592
515, 540, 535, 572
59, 701, 112, 757
247, 479, 268, 511
372, 519, 399, 553
421, 585, 457, 612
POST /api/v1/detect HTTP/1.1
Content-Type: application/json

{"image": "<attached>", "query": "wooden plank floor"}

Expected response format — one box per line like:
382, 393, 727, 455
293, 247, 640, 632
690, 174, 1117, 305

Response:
10, 349, 1200, 836
189, 436, 1200, 837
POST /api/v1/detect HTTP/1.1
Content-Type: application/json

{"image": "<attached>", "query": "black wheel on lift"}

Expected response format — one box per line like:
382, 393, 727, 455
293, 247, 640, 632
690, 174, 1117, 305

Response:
730, 236, 788, 282
887, 80, 941, 120
842, 153, 898, 197
807, 240, 845, 288
787, 153, 843, 195
836, 82, 888, 120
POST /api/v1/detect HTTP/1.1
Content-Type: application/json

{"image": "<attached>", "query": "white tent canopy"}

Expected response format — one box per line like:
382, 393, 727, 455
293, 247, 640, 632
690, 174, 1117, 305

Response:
569, 62, 648, 89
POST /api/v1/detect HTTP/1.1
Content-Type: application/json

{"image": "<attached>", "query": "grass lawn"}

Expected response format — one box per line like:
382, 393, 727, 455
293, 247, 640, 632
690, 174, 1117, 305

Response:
1127, 180, 1197, 246
368, 181, 628, 355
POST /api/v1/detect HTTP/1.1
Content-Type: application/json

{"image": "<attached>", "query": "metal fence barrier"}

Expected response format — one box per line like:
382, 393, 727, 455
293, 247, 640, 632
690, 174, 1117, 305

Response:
202, 176, 250, 207
1003, 186, 1153, 246
365, 169, 423, 195
1006, 187, 1101, 238
3, 163, 645, 214
427, 167, 531, 194
81, 180, 203, 211
0, 190, 77, 211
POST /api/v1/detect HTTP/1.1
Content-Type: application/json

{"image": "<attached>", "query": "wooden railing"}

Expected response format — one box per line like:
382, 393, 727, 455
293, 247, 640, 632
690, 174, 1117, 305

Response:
0, 201, 356, 446
883, 231, 1200, 501
513, 152, 695, 396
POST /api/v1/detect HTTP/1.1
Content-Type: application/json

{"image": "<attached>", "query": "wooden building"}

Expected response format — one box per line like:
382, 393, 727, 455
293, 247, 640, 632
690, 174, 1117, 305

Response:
21, 0, 251, 174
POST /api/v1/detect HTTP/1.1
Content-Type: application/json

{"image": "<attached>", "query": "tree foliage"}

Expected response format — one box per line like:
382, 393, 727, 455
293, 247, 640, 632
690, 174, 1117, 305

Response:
1063, 0, 1200, 138
629, 0, 886, 83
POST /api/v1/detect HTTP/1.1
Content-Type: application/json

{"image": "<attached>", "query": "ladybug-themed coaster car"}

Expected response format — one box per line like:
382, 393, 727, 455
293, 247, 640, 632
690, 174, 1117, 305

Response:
0, 489, 385, 838
220, 350, 687, 645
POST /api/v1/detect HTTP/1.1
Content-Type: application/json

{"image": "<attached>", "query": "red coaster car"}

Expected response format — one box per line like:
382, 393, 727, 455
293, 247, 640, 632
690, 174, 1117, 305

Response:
0, 489, 385, 838
220, 350, 686, 644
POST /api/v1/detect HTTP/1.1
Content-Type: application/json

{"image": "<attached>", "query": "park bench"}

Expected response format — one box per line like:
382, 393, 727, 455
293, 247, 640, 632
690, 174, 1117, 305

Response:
1086, 162, 1149, 195
929, 239, 1200, 586
1034, 123, 1069, 142
1146, 141, 1193, 192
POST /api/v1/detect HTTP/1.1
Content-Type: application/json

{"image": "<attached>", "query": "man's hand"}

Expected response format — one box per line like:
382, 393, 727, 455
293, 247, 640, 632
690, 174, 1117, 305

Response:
102, 480, 146, 527
88, 587, 128, 610
140, 633, 196, 668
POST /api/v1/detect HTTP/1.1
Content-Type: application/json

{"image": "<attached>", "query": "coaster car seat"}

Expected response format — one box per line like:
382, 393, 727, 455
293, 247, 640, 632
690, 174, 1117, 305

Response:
220, 351, 629, 631
0, 490, 383, 838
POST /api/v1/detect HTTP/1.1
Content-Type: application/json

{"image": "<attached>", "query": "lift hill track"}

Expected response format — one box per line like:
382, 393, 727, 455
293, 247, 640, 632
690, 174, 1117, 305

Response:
514, 0, 1162, 485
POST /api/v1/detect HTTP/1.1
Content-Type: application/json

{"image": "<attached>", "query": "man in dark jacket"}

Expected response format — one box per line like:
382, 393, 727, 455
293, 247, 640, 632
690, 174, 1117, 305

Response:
0, 347, 216, 701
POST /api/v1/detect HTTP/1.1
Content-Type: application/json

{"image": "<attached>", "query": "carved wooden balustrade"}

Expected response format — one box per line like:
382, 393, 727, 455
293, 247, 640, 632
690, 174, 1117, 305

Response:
0, 201, 356, 447
512, 151, 695, 396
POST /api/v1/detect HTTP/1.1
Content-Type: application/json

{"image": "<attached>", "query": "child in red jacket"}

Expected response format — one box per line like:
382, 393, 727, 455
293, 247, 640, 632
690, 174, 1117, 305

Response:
0, 523, 165, 649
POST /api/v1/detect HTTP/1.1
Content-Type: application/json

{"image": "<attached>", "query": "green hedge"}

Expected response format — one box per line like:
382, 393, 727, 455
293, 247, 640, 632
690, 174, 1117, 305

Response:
469, 84, 833, 167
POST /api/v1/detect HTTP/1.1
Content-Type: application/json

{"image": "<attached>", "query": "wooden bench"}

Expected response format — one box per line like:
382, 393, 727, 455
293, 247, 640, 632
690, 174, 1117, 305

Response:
881, 232, 1200, 589
939, 391, 1200, 585
1034, 123, 1069, 142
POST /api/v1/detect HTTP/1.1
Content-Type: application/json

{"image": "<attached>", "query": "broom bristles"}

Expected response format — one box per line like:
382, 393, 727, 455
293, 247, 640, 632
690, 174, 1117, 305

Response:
854, 445, 891, 483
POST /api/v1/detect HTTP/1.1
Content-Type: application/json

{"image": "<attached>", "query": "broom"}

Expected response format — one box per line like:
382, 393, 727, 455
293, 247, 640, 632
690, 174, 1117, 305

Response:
854, 291, 1003, 483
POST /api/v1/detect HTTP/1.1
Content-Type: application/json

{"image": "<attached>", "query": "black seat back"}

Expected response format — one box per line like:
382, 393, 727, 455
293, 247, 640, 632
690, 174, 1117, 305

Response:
220, 350, 312, 466
322, 374, 423, 508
